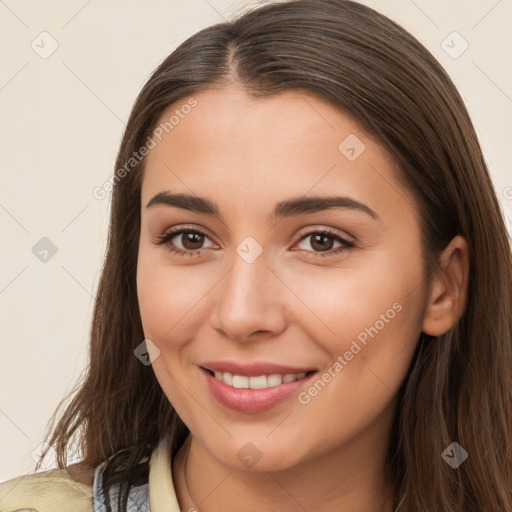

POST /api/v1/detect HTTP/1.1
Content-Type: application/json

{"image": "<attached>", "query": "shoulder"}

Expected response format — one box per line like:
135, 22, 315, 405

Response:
0, 464, 94, 512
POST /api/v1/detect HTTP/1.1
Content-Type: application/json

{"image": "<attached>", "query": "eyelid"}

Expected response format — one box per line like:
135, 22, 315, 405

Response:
156, 224, 353, 243
156, 224, 216, 241
295, 225, 354, 245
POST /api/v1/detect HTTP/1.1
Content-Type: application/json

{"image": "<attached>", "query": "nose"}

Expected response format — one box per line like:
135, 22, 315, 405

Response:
211, 246, 287, 343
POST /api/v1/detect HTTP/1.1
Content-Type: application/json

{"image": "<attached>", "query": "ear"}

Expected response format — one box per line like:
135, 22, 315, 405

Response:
422, 235, 470, 336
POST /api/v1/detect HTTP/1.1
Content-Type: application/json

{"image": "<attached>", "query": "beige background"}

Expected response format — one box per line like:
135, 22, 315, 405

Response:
0, 0, 511, 482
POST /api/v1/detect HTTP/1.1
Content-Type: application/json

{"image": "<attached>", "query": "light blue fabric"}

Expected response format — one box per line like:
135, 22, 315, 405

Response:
92, 455, 149, 512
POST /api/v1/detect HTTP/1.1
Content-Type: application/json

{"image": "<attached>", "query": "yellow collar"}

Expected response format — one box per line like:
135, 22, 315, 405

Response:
148, 436, 181, 512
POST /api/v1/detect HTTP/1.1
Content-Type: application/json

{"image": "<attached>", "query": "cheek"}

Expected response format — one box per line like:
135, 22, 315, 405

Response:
282, 248, 424, 345
283, 245, 426, 412
289, 284, 423, 459
136, 255, 213, 345
136, 258, 209, 421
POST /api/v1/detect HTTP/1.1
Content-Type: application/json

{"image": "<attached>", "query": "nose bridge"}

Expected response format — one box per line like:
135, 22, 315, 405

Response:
213, 241, 286, 340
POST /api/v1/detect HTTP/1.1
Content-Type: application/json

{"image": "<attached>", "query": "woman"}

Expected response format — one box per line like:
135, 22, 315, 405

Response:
1, 0, 511, 510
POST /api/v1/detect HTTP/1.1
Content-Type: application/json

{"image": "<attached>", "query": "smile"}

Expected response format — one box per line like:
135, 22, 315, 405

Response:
207, 369, 314, 389
199, 366, 318, 413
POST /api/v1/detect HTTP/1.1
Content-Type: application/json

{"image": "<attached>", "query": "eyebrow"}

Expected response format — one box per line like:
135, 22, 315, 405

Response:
145, 191, 379, 221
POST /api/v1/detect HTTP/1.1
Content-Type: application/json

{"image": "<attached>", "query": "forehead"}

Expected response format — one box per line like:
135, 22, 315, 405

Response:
141, 86, 414, 224
147, 86, 362, 155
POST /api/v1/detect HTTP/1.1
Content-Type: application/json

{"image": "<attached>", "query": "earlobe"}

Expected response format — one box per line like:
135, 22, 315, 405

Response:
422, 235, 470, 337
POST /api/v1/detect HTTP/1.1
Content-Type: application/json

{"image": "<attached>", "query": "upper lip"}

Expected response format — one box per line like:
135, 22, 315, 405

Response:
200, 360, 317, 377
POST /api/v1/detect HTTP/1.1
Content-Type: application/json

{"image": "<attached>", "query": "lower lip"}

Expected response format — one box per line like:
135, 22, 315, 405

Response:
200, 367, 317, 413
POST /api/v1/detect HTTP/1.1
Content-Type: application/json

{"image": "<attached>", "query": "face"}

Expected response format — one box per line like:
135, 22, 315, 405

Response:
136, 86, 428, 472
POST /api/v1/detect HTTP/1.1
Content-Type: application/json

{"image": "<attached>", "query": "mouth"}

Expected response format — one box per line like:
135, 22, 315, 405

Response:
199, 366, 319, 413
201, 367, 317, 389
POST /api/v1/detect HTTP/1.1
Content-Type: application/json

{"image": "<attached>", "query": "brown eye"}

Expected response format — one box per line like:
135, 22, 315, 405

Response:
294, 229, 355, 258
309, 233, 335, 252
175, 231, 205, 250
155, 228, 215, 256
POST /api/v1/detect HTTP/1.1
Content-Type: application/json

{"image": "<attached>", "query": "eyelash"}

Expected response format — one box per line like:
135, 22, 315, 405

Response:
154, 226, 356, 259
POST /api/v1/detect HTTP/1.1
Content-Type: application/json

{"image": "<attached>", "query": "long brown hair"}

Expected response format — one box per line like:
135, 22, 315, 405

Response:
38, 0, 512, 510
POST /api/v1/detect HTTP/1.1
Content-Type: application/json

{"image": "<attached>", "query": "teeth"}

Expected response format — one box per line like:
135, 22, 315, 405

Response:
267, 374, 283, 387
232, 375, 249, 389
210, 370, 310, 389
249, 375, 267, 389
282, 373, 297, 383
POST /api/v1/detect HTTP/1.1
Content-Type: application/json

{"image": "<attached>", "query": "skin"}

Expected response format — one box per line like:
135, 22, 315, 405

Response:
136, 86, 469, 512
